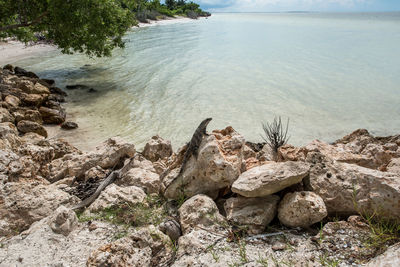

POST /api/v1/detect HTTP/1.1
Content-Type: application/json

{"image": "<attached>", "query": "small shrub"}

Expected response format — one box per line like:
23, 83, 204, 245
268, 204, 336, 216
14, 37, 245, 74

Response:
261, 116, 290, 155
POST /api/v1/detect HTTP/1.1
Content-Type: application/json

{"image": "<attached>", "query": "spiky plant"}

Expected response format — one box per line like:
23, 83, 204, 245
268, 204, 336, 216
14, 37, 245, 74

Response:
261, 116, 290, 156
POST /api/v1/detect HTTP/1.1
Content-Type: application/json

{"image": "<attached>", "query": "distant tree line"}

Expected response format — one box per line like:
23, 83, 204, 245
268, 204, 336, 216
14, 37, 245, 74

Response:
0, 0, 210, 57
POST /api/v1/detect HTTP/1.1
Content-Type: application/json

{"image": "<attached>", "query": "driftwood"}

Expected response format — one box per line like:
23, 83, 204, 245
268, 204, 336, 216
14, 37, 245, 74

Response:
72, 157, 135, 210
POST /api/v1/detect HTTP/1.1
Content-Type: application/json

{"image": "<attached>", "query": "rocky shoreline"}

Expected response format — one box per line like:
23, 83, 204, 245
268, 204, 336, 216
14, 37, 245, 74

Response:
1, 66, 399, 266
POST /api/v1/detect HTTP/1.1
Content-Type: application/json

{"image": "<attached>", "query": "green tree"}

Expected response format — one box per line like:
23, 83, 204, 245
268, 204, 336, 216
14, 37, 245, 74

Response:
0, 0, 136, 57
165, 0, 176, 9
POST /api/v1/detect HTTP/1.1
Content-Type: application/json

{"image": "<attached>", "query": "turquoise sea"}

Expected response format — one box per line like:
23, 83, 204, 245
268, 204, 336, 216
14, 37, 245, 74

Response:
7, 13, 400, 150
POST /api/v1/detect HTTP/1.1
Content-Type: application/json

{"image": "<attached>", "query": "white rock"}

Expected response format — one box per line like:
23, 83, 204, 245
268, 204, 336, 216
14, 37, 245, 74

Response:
142, 135, 173, 162
179, 194, 226, 235
118, 167, 160, 194
88, 184, 146, 212
48, 206, 78, 236
366, 243, 400, 267
278, 191, 327, 228
232, 161, 310, 198
224, 195, 280, 234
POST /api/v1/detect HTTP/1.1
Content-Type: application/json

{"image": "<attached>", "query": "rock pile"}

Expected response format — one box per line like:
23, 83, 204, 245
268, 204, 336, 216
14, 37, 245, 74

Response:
1, 65, 399, 266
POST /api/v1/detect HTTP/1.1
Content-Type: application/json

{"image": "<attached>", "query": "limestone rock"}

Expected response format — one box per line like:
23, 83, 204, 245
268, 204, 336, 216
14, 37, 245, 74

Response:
278, 191, 327, 228
224, 195, 280, 234
33, 82, 50, 94
0, 182, 79, 237
21, 93, 44, 107
164, 127, 245, 199
49, 137, 135, 182
24, 109, 43, 124
366, 243, 400, 267
86, 225, 172, 267
61, 121, 78, 130
88, 184, 146, 212
232, 161, 310, 198
387, 158, 400, 174
0, 122, 21, 150
159, 218, 182, 241
118, 167, 161, 194
17, 120, 47, 137
5, 94, 20, 107
84, 166, 108, 182
142, 135, 173, 162
179, 194, 226, 235
48, 206, 78, 236
39, 106, 66, 124
0, 107, 14, 123
309, 157, 400, 221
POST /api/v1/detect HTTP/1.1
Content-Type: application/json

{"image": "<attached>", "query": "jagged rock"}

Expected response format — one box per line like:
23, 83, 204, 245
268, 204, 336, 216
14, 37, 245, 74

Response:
33, 82, 50, 94
118, 167, 160, 194
309, 154, 400, 221
0, 107, 14, 123
278, 191, 327, 228
84, 166, 108, 182
5, 95, 20, 107
50, 86, 68, 96
39, 106, 66, 124
86, 225, 172, 267
232, 161, 310, 198
88, 184, 146, 212
0, 213, 119, 266
0, 122, 21, 150
224, 195, 280, 234
179, 194, 226, 235
48, 206, 78, 236
142, 135, 173, 162
159, 219, 182, 241
366, 243, 400, 267
17, 120, 47, 137
20, 132, 46, 144
49, 137, 135, 182
17, 79, 36, 93
20, 93, 45, 107
387, 158, 400, 174
0, 182, 79, 237
164, 127, 245, 199
24, 109, 43, 124
61, 121, 78, 130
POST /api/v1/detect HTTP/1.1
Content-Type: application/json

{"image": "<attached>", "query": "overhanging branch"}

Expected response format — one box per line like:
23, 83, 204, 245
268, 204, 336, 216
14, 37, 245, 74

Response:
0, 11, 48, 32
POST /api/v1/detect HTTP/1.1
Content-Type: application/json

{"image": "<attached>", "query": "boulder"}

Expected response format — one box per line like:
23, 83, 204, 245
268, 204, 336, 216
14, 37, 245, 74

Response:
5, 95, 20, 107
0, 107, 14, 123
17, 120, 47, 137
86, 225, 172, 267
88, 184, 146, 212
20, 93, 45, 107
39, 106, 66, 124
366, 243, 400, 267
224, 195, 280, 234
278, 191, 327, 228
0, 122, 22, 150
159, 219, 182, 241
14, 67, 38, 78
20, 132, 45, 144
48, 206, 78, 236
118, 167, 161, 194
0, 182, 79, 237
232, 161, 310, 198
142, 135, 173, 162
164, 127, 245, 199
24, 109, 43, 124
179, 194, 226, 235
387, 158, 400, 174
61, 121, 78, 130
49, 137, 135, 182
33, 82, 50, 94
309, 154, 400, 221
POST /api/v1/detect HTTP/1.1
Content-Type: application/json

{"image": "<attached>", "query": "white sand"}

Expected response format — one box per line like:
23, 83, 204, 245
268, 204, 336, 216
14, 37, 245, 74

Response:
137, 16, 195, 28
0, 40, 56, 65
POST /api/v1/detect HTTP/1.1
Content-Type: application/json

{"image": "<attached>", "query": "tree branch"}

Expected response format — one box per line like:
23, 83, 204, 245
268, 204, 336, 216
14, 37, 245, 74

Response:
0, 11, 48, 32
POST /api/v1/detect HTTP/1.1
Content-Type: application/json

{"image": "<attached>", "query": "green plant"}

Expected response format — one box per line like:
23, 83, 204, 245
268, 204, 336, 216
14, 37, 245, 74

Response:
318, 253, 340, 267
238, 240, 248, 264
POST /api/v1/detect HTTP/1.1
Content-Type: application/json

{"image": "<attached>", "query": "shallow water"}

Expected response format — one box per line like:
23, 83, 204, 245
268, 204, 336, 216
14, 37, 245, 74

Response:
7, 13, 400, 151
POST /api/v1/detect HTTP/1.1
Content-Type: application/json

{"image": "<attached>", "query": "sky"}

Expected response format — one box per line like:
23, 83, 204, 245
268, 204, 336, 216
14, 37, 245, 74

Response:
193, 0, 400, 12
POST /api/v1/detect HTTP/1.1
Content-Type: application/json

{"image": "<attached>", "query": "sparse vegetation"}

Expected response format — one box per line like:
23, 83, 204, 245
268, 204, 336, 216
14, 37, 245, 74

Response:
261, 116, 290, 158
76, 194, 168, 227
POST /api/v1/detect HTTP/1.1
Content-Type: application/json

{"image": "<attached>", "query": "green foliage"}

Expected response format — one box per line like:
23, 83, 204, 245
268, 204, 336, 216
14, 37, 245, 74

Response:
0, 0, 136, 57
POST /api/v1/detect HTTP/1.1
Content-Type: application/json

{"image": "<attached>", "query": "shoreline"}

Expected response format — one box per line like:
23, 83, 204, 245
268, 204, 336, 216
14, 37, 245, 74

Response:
0, 16, 201, 65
